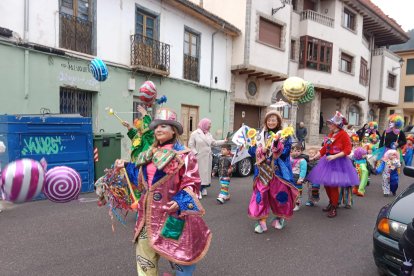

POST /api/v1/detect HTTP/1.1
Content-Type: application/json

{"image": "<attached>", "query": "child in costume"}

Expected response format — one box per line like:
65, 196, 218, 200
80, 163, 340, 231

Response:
304, 147, 320, 207
212, 144, 233, 204
290, 143, 307, 211
376, 149, 401, 196
118, 107, 211, 276
248, 110, 299, 233
402, 135, 414, 166
351, 147, 369, 197
307, 111, 359, 218
365, 121, 381, 139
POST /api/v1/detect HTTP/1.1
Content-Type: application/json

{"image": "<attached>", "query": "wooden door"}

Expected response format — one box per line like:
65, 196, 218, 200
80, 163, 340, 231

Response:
234, 104, 261, 130
181, 105, 199, 146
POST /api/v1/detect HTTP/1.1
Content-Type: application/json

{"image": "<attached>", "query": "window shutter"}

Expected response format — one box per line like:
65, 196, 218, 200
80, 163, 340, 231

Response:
259, 18, 281, 48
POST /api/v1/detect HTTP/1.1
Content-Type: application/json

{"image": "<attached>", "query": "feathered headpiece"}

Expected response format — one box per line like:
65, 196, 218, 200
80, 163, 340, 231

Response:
368, 121, 378, 129
388, 114, 404, 129
353, 147, 367, 160
327, 111, 347, 129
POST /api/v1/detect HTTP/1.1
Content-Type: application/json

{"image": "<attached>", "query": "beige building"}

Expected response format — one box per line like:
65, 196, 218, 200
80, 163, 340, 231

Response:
388, 50, 414, 127
191, 0, 408, 144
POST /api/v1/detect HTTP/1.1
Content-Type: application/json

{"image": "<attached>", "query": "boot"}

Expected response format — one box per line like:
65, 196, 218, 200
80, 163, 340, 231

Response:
352, 187, 358, 194
327, 206, 337, 218
322, 204, 332, 212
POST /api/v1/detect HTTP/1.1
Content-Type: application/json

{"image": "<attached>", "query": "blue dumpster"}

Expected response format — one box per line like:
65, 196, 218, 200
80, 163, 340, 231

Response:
0, 114, 94, 197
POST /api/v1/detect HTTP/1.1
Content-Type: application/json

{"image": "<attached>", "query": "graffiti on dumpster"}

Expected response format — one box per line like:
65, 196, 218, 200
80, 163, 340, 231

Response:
21, 136, 66, 156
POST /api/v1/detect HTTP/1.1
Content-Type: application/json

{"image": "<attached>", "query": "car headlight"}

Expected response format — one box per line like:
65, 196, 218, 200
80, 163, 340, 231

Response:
377, 218, 407, 240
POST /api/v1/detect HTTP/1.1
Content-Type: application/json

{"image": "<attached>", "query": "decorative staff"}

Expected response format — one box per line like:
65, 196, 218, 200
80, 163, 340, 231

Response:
105, 107, 125, 124
120, 168, 139, 210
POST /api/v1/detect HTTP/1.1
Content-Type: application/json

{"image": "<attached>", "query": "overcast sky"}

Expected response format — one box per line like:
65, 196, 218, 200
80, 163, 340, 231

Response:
370, 0, 414, 31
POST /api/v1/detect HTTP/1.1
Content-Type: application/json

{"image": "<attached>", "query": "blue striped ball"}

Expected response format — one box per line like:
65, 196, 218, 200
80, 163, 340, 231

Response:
90, 58, 108, 82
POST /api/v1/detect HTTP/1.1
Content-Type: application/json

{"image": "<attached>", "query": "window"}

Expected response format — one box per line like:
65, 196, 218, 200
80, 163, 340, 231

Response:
183, 28, 200, 82
359, 58, 368, 86
299, 36, 333, 72
404, 86, 414, 102
247, 81, 258, 97
343, 8, 356, 31
290, 39, 296, 60
60, 87, 94, 117
368, 109, 375, 122
340, 52, 353, 73
258, 17, 282, 48
387, 73, 396, 89
406, 59, 414, 75
59, 0, 93, 54
136, 8, 157, 39
348, 105, 360, 126
292, 0, 298, 11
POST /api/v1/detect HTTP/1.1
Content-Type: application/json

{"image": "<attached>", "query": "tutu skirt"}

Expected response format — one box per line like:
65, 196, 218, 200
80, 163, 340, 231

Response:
307, 156, 359, 187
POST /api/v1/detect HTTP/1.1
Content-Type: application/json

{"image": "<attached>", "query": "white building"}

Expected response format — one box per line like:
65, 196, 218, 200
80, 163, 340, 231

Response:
191, 0, 408, 144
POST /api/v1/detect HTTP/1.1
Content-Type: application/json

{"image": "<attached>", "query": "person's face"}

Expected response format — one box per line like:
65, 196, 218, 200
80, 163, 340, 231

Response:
364, 125, 369, 129
266, 115, 279, 130
308, 150, 317, 158
299, 122, 304, 128
221, 147, 231, 156
327, 122, 337, 132
370, 126, 374, 130
206, 122, 212, 131
408, 140, 413, 146
155, 124, 174, 144
389, 122, 395, 128
291, 148, 301, 158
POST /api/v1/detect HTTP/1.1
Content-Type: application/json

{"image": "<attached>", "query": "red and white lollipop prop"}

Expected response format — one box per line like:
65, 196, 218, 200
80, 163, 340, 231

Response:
138, 81, 157, 106
44, 166, 81, 203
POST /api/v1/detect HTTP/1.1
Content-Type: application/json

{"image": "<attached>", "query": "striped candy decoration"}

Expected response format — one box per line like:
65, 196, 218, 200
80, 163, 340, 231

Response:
90, 58, 108, 82
44, 166, 81, 203
138, 81, 157, 106
1, 159, 45, 203
93, 147, 99, 162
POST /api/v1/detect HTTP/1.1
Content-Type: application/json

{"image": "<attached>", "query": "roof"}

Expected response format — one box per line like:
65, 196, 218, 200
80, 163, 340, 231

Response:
165, 0, 241, 37
343, 0, 409, 46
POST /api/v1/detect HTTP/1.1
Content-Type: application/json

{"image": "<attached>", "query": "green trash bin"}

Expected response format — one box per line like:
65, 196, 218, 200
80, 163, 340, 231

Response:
93, 132, 124, 181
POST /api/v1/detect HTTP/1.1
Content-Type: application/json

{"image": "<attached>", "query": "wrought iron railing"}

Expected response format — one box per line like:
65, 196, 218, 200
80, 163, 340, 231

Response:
59, 12, 93, 55
300, 10, 334, 28
183, 54, 199, 82
130, 34, 170, 75
60, 87, 93, 117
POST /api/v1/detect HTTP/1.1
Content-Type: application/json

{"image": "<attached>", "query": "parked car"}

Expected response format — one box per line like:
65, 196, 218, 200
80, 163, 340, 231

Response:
211, 132, 254, 177
373, 166, 414, 275
404, 125, 414, 136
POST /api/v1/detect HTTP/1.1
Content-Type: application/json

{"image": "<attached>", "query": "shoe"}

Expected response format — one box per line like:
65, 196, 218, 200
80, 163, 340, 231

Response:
344, 204, 352, 209
198, 192, 202, 200
273, 218, 285, 230
327, 207, 337, 218
392, 192, 396, 196
356, 192, 364, 197
352, 187, 358, 194
201, 189, 208, 196
216, 197, 224, 204
305, 201, 314, 207
293, 204, 300, 211
383, 194, 389, 197
322, 204, 332, 212
254, 222, 267, 234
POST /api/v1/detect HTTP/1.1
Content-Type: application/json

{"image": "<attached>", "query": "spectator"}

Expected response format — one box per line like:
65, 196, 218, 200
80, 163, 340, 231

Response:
319, 112, 324, 134
296, 122, 307, 150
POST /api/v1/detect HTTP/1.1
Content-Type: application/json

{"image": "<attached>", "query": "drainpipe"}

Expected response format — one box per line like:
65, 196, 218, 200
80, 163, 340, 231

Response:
24, 0, 30, 99
209, 23, 225, 112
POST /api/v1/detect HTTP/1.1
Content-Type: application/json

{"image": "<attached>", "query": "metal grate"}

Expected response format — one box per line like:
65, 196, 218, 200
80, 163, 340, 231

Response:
59, 12, 93, 54
183, 54, 199, 82
60, 87, 94, 117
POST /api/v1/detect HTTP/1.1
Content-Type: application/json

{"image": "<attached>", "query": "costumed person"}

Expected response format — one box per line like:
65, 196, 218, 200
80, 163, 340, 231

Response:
376, 149, 401, 196
402, 135, 414, 166
212, 144, 233, 204
304, 147, 320, 207
356, 123, 369, 142
122, 105, 154, 162
307, 111, 359, 218
368, 133, 380, 153
188, 118, 226, 199
290, 143, 307, 211
117, 107, 211, 276
365, 121, 381, 139
350, 133, 360, 148
351, 147, 369, 197
247, 110, 299, 233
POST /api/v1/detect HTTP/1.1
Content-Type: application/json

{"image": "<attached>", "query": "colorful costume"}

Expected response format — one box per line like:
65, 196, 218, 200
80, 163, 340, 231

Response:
376, 149, 401, 196
307, 112, 359, 217
402, 135, 414, 166
291, 155, 307, 208
127, 107, 211, 276
247, 111, 299, 233
127, 114, 154, 162
213, 154, 232, 204
305, 158, 320, 206
351, 147, 369, 197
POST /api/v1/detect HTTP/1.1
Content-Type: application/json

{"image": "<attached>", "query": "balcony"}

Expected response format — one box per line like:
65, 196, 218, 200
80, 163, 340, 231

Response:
183, 54, 199, 82
369, 47, 401, 106
300, 10, 334, 28
130, 34, 170, 76
59, 13, 93, 55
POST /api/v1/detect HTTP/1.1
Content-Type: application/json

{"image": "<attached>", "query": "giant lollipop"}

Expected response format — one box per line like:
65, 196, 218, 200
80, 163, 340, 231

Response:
90, 58, 108, 82
1, 159, 45, 203
44, 166, 81, 203
282, 77, 307, 103
138, 81, 157, 106
298, 82, 315, 104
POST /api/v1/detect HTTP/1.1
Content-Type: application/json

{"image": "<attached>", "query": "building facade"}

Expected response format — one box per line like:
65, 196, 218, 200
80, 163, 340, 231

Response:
388, 50, 414, 126
193, 0, 408, 144
0, 0, 240, 158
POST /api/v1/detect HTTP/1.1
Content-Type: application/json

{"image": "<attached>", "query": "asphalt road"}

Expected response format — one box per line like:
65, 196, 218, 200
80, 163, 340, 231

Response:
0, 173, 412, 276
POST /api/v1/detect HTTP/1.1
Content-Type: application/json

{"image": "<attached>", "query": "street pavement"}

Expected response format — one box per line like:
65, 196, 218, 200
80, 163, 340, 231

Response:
0, 173, 412, 276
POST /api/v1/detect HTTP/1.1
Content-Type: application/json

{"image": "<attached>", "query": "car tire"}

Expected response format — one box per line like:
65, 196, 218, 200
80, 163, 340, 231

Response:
237, 158, 252, 177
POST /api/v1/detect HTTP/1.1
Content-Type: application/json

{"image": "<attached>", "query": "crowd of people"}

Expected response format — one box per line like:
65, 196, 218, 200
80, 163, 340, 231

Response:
103, 104, 413, 276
